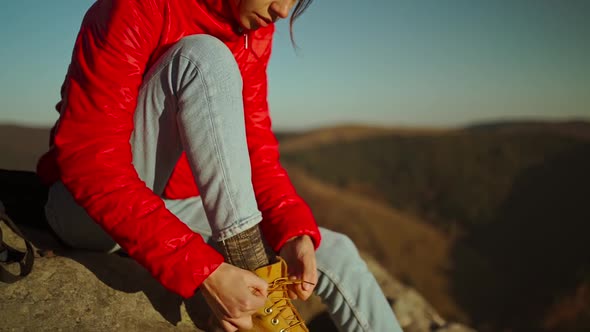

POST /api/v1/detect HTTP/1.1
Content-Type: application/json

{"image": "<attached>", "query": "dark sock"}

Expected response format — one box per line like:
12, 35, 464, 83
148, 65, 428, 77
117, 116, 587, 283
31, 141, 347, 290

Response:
217, 225, 275, 271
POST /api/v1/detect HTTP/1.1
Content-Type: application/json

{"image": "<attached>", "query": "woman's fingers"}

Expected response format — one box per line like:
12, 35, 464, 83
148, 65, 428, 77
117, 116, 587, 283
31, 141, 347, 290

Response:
201, 263, 269, 331
296, 252, 317, 300
228, 315, 254, 331
302, 255, 317, 291
246, 272, 269, 299
279, 235, 319, 301
219, 319, 238, 332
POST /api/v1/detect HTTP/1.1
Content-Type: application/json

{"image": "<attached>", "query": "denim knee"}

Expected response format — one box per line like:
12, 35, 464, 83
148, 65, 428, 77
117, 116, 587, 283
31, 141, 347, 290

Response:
334, 232, 360, 254
332, 233, 358, 254
172, 34, 242, 87
317, 231, 365, 272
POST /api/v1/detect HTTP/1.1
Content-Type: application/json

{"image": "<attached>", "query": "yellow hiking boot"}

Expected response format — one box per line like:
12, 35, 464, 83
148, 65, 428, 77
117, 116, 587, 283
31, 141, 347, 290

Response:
241, 257, 309, 332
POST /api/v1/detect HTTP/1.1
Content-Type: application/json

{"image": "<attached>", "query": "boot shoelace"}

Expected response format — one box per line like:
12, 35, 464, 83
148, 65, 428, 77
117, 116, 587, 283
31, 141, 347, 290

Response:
263, 277, 315, 332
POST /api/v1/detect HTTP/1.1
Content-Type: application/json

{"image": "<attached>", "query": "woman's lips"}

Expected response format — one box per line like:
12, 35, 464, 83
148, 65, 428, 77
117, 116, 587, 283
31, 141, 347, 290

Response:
254, 13, 270, 27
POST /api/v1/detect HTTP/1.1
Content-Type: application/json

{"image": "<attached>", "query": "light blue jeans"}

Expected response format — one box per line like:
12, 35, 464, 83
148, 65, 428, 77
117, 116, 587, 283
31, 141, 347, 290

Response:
45, 35, 402, 332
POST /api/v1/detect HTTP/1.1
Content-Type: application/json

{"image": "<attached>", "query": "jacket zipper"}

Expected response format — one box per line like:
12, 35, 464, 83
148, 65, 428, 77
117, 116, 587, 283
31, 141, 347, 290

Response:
244, 32, 249, 50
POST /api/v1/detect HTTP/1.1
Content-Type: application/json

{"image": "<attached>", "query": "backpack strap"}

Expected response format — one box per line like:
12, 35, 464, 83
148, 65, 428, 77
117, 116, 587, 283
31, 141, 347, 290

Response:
0, 209, 34, 283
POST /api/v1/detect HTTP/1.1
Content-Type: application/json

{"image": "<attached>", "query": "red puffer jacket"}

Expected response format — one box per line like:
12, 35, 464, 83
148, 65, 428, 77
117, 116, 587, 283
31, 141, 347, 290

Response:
36, 0, 321, 299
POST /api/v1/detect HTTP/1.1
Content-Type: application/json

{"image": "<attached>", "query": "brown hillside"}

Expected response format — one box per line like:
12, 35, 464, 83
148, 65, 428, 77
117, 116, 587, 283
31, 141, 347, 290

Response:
0, 125, 50, 171
278, 121, 590, 154
279, 120, 590, 331
463, 120, 590, 141
279, 124, 450, 152
283, 163, 468, 322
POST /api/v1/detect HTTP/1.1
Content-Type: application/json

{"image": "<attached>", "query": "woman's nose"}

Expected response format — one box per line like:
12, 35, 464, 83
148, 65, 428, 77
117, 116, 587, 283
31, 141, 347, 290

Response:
270, 0, 293, 19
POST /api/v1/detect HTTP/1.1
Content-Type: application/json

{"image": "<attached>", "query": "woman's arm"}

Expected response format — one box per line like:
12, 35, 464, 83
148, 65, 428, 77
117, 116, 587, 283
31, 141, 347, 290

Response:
241, 26, 322, 253
54, 0, 223, 298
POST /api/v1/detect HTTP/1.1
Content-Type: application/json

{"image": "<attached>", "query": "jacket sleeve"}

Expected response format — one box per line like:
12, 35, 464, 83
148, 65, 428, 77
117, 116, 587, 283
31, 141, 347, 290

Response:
242, 27, 322, 252
53, 0, 223, 299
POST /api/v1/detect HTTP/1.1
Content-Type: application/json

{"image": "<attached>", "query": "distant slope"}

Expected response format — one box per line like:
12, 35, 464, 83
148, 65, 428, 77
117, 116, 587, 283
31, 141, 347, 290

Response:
280, 123, 590, 230
279, 120, 590, 331
0, 125, 50, 171
278, 124, 449, 153
283, 164, 467, 322
463, 119, 590, 140
278, 120, 590, 153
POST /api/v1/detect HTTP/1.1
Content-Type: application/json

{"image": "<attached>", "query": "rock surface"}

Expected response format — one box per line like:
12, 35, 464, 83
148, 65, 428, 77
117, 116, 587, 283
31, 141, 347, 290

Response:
1, 221, 474, 332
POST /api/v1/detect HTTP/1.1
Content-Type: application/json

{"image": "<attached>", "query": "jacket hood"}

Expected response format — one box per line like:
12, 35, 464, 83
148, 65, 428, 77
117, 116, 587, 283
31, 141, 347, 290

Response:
199, 0, 243, 35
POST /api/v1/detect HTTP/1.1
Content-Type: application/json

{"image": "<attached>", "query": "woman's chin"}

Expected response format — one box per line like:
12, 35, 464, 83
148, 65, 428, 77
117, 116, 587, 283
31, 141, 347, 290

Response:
239, 16, 262, 31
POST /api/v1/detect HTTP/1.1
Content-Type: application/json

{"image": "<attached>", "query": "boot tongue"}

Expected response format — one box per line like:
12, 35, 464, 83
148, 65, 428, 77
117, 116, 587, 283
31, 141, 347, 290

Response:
254, 256, 287, 281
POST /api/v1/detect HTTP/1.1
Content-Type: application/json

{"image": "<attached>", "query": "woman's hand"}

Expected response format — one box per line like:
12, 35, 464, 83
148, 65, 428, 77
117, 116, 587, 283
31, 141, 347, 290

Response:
200, 263, 268, 331
279, 235, 318, 301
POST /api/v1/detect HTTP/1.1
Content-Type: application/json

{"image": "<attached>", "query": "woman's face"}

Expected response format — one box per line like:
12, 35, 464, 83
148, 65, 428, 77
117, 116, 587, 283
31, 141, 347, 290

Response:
230, 0, 298, 30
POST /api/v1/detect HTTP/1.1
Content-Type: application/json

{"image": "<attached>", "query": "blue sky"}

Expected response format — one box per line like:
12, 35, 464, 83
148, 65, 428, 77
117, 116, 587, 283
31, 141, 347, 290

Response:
0, 0, 588, 129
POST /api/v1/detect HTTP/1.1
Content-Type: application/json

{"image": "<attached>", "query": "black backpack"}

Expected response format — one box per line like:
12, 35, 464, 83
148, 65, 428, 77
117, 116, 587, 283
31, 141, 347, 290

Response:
0, 200, 34, 283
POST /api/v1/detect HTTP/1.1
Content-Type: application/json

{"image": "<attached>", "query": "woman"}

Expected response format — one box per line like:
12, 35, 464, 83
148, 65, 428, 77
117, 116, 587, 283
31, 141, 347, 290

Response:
37, 0, 402, 331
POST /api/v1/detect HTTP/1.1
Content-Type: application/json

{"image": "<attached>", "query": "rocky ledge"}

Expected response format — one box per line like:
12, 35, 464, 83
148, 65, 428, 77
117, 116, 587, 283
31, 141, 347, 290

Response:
1, 221, 474, 332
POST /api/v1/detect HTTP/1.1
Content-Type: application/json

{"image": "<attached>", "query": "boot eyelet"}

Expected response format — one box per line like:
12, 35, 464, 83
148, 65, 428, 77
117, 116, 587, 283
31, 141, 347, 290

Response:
271, 318, 280, 325
279, 329, 286, 332
264, 307, 273, 314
